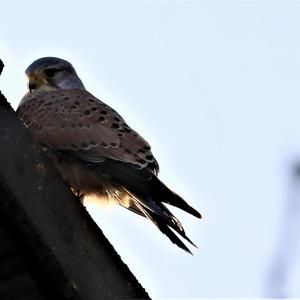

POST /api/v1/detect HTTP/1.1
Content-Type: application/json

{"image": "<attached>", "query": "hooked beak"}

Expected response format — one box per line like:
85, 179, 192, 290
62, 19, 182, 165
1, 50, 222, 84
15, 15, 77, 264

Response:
29, 80, 38, 93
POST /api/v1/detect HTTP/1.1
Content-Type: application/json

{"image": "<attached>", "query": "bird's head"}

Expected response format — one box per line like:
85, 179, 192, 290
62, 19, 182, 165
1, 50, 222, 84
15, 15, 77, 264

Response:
25, 57, 85, 93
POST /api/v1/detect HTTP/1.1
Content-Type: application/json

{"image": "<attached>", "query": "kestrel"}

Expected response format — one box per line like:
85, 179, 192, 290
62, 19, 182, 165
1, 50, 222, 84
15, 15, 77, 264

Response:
17, 57, 201, 253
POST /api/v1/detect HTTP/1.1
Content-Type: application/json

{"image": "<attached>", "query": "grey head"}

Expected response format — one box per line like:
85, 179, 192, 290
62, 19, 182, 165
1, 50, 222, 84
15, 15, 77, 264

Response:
25, 57, 85, 93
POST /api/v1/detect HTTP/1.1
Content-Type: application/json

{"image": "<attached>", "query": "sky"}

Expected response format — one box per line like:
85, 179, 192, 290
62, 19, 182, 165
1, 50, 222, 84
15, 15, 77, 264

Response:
0, 0, 300, 298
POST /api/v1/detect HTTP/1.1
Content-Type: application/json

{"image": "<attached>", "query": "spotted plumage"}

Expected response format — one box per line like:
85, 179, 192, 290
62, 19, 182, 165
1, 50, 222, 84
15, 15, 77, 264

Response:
19, 89, 158, 171
17, 57, 201, 254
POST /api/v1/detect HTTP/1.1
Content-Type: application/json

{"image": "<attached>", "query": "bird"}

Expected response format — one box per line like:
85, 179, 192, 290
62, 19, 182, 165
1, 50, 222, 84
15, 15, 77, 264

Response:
17, 57, 201, 254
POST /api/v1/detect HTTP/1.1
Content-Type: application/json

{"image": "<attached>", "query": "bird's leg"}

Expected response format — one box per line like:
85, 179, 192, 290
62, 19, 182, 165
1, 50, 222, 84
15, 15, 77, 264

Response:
77, 193, 85, 204
71, 188, 85, 204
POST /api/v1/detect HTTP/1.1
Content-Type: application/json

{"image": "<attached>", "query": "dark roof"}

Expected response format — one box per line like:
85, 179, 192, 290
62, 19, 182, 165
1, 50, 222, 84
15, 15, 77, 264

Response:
0, 214, 59, 300
0, 59, 150, 300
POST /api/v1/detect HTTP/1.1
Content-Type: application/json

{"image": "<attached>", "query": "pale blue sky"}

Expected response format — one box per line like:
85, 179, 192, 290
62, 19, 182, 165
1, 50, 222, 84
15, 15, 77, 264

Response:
1, 0, 300, 297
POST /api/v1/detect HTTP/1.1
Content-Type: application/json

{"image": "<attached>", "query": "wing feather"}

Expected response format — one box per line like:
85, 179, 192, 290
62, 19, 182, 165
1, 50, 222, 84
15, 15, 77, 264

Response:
17, 89, 159, 173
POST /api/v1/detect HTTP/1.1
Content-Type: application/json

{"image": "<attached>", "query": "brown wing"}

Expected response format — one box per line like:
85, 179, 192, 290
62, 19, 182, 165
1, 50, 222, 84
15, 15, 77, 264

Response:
17, 89, 159, 173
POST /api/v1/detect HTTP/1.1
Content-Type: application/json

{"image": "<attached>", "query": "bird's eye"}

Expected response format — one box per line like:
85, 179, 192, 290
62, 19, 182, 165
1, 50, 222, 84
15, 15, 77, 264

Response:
44, 68, 58, 78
